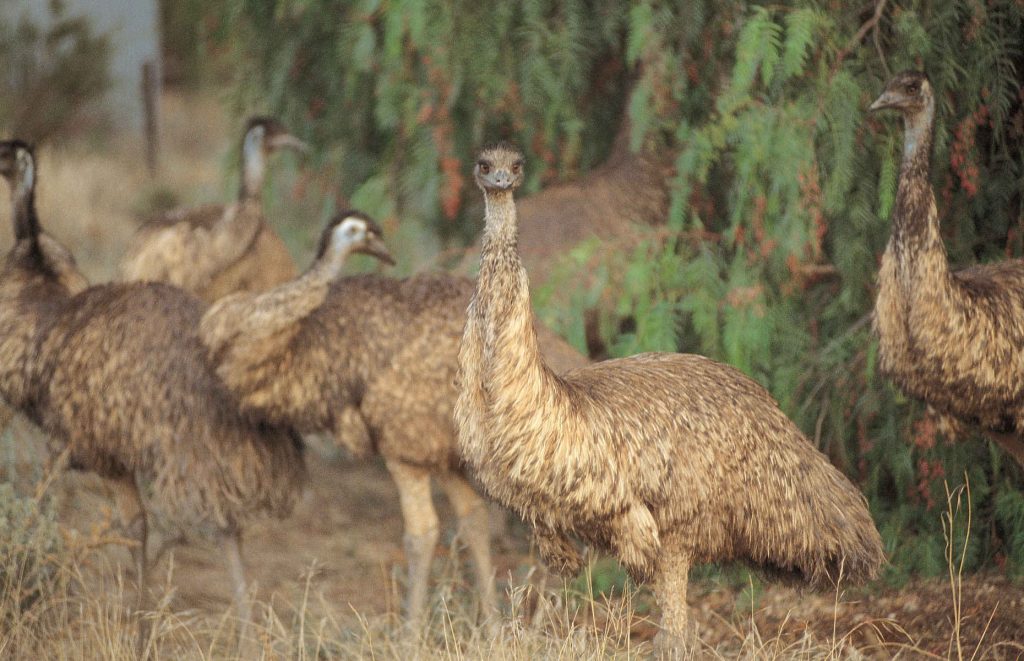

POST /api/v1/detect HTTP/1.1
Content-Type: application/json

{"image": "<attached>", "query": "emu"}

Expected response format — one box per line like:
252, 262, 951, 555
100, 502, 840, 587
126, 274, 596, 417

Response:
456, 142, 885, 654
871, 70, 1024, 468
0, 139, 306, 633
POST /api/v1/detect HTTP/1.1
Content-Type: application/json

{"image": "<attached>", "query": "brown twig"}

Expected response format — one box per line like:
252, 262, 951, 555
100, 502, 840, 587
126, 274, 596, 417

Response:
834, 0, 890, 72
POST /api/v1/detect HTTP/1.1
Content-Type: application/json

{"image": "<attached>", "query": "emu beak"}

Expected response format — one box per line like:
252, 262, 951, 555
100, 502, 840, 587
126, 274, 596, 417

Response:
869, 91, 896, 112
268, 133, 310, 154
492, 171, 514, 190
361, 234, 396, 266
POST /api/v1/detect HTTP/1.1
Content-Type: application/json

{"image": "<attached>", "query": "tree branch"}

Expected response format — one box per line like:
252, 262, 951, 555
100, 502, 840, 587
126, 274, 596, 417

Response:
833, 0, 890, 72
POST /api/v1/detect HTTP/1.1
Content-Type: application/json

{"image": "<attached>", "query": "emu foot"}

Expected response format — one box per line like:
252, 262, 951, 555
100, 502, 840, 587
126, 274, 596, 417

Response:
653, 628, 692, 660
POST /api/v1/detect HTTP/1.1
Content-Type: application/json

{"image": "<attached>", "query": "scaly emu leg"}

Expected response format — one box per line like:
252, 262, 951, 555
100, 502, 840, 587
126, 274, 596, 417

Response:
652, 537, 692, 660
438, 472, 497, 619
385, 459, 440, 627
112, 476, 148, 607
112, 476, 150, 657
222, 529, 253, 643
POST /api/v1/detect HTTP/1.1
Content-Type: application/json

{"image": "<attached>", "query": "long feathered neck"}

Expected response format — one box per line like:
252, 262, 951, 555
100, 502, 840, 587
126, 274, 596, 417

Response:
890, 99, 938, 256
10, 155, 43, 257
476, 190, 554, 406
305, 243, 352, 283
238, 128, 266, 202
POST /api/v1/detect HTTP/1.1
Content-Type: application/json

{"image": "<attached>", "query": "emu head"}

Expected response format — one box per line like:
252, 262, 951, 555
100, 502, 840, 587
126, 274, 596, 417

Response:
315, 211, 395, 265
869, 71, 933, 116
0, 140, 34, 196
243, 116, 309, 156
474, 143, 525, 193
240, 117, 309, 199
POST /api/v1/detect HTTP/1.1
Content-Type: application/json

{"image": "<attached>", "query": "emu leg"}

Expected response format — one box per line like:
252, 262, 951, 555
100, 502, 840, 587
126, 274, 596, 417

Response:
222, 530, 253, 640
112, 477, 149, 606
112, 477, 150, 658
652, 542, 691, 660
988, 431, 1024, 469
439, 473, 497, 619
386, 460, 439, 627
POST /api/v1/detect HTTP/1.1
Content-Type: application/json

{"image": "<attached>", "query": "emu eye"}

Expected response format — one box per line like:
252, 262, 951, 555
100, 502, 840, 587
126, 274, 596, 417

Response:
478, 161, 491, 174
905, 82, 920, 94
511, 162, 522, 174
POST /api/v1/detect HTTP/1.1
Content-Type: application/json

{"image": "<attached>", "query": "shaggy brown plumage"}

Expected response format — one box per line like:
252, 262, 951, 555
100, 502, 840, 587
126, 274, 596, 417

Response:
512, 121, 669, 284
460, 118, 671, 355
871, 71, 1024, 468
118, 117, 305, 303
199, 212, 588, 623
0, 140, 306, 626
455, 143, 885, 653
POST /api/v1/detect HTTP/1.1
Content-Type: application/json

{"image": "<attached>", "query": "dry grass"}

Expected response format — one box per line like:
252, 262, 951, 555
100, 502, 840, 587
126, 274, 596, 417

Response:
0, 525, 887, 661
2, 504, 1011, 661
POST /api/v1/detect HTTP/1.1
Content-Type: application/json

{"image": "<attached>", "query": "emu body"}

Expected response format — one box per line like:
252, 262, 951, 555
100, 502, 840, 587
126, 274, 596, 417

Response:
871, 71, 1024, 466
0, 140, 306, 632
119, 117, 305, 303
456, 143, 884, 654
200, 212, 587, 623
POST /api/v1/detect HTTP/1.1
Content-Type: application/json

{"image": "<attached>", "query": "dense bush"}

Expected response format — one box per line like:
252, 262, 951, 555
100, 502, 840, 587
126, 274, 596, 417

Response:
210, 0, 1024, 578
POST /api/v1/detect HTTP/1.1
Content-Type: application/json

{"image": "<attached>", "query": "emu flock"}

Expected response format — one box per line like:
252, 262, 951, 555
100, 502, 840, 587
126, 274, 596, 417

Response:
1, 70, 1018, 657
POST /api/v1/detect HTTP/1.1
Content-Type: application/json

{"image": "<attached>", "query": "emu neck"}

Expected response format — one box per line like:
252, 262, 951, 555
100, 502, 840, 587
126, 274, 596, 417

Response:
11, 174, 40, 244
477, 189, 553, 409
890, 102, 938, 256
478, 191, 521, 302
8, 162, 43, 264
307, 246, 352, 283
239, 136, 266, 201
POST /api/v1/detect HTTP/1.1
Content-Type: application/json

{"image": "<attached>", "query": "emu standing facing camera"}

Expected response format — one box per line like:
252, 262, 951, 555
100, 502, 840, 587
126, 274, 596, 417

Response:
456, 142, 885, 656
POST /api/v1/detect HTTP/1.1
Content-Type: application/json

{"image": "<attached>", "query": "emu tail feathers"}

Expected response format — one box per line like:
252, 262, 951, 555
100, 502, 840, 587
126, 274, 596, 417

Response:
743, 456, 885, 590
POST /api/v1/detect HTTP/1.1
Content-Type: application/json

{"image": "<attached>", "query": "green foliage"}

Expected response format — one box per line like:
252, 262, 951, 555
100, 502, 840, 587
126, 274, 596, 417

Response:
0, 0, 111, 142
213, 0, 1024, 577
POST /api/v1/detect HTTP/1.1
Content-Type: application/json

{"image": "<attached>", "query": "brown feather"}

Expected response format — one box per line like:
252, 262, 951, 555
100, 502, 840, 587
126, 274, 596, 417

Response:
118, 118, 302, 303
0, 245, 305, 531
118, 201, 297, 304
